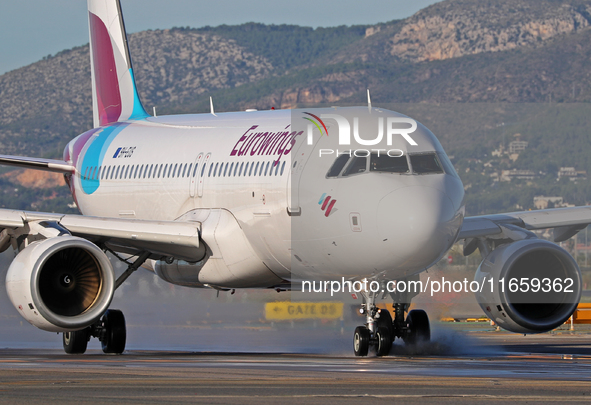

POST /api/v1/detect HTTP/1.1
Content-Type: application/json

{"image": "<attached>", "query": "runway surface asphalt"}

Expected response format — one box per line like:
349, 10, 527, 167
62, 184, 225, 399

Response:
1, 325, 591, 404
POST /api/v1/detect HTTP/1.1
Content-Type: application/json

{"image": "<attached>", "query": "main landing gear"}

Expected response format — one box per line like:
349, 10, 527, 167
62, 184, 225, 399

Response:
62, 251, 151, 355
353, 276, 430, 357
63, 309, 127, 354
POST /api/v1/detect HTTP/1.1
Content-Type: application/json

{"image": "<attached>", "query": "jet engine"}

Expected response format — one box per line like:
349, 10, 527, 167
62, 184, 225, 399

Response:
5, 236, 115, 332
474, 239, 581, 334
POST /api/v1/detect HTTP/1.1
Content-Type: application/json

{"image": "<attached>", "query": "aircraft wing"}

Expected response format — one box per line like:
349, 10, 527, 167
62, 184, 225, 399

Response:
0, 155, 75, 174
0, 209, 202, 262
458, 206, 591, 243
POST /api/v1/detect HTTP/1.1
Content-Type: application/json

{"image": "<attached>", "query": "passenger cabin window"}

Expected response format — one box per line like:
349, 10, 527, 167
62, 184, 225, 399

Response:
370, 154, 409, 174
410, 153, 444, 174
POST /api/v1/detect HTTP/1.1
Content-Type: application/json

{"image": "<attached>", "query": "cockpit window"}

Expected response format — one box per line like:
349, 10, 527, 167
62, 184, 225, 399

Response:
409, 153, 444, 174
326, 154, 350, 178
326, 151, 449, 179
342, 156, 367, 176
370, 154, 409, 174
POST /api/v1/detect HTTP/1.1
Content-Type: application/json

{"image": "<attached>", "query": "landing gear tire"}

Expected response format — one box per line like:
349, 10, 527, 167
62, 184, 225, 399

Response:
376, 326, 392, 357
63, 328, 89, 354
403, 309, 430, 346
100, 309, 126, 354
353, 326, 370, 357
376, 308, 393, 337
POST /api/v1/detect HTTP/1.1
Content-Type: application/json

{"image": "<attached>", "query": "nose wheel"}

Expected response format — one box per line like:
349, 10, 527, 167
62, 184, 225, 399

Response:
353, 279, 430, 357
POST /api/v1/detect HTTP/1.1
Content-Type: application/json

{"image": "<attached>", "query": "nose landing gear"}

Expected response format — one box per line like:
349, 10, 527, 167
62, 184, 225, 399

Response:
353, 277, 430, 356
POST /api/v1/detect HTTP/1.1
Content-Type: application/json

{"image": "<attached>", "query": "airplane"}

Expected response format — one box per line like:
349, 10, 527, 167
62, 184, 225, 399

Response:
1, 0, 590, 357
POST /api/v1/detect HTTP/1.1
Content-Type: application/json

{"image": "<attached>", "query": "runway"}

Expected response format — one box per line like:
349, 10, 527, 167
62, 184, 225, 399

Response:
2, 326, 591, 404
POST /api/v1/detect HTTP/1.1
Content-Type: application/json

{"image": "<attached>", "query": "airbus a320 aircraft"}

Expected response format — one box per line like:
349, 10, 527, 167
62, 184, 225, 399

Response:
2, 0, 590, 356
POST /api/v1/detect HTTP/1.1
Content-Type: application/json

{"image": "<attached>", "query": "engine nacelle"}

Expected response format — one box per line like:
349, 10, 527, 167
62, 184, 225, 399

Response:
5, 236, 115, 332
475, 239, 581, 334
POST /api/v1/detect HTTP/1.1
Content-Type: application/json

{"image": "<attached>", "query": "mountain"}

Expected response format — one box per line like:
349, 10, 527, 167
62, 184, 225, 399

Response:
2, 0, 591, 214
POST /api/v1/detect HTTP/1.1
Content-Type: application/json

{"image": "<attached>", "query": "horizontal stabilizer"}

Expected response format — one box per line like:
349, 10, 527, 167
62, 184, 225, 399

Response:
0, 155, 75, 174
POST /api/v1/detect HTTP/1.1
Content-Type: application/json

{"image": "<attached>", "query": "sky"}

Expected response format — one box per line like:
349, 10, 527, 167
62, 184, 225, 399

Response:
0, 0, 442, 75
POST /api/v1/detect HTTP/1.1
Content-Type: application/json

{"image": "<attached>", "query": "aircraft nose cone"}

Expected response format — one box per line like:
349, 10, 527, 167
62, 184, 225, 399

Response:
377, 186, 458, 268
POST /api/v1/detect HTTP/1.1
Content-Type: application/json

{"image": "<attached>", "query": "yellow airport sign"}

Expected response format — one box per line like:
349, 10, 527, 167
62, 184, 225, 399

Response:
265, 301, 343, 320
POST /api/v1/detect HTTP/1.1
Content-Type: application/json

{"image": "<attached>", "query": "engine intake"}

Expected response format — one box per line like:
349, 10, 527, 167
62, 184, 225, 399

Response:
475, 239, 581, 334
6, 236, 115, 332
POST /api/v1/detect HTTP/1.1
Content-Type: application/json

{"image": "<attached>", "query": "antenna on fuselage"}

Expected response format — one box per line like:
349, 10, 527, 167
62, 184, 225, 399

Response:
210, 97, 217, 116
367, 89, 372, 112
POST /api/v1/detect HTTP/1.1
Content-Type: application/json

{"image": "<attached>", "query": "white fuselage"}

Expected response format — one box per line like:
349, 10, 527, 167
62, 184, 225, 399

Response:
66, 107, 465, 286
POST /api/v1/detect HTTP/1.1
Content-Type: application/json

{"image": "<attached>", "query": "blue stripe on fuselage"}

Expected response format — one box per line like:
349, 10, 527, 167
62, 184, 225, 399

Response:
80, 122, 130, 194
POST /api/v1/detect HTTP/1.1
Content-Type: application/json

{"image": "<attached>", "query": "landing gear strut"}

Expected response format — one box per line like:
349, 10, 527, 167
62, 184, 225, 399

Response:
353, 276, 430, 357
63, 309, 127, 354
